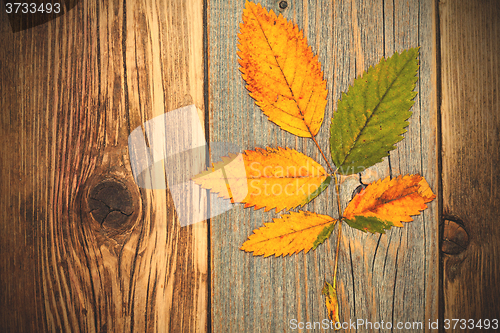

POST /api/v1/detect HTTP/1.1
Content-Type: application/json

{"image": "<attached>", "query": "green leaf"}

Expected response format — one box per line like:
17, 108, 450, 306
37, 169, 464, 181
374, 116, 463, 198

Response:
330, 48, 419, 175
344, 216, 395, 234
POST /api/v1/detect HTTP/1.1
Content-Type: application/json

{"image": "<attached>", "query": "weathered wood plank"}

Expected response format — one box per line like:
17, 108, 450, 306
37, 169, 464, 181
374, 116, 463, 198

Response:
439, 0, 500, 326
0, 0, 207, 331
208, 0, 438, 331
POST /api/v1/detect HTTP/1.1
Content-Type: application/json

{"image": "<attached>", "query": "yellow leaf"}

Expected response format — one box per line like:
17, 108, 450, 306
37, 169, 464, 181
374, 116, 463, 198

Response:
240, 211, 337, 257
192, 147, 331, 212
343, 174, 436, 227
238, 1, 328, 137
322, 281, 340, 329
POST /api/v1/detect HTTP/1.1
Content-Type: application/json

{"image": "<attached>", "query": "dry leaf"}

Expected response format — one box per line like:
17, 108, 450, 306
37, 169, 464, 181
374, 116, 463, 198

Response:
240, 211, 337, 257
192, 147, 331, 212
238, 1, 327, 137
322, 281, 340, 328
343, 174, 436, 233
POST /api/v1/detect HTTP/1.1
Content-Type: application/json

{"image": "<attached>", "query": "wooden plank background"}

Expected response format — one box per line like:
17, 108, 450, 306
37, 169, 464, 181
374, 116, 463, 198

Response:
1, 0, 499, 332
440, 0, 500, 329
0, 0, 208, 332
208, 0, 438, 332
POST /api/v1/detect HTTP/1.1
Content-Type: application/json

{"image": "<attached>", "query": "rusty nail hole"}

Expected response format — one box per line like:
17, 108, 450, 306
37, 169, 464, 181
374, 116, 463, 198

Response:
88, 179, 134, 229
279, 1, 288, 9
441, 218, 469, 255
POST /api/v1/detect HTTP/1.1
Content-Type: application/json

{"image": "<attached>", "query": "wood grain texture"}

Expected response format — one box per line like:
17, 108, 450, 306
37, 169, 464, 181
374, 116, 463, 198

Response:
0, 0, 207, 332
439, 0, 500, 326
208, 0, 438, 332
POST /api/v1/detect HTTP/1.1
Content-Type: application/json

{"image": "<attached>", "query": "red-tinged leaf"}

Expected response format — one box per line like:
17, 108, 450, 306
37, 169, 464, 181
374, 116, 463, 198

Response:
343, 174, 436, 233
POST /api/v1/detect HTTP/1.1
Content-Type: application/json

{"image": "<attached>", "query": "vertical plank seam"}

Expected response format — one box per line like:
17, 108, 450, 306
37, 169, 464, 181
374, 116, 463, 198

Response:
383, 0, 395, 180
203, 0, 212, 332
434, 0, 444, 332
418, 0, 426, 328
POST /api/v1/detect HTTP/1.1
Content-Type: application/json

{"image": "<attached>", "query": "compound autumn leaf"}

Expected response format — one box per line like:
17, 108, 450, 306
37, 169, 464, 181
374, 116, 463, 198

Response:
240, 211, 337, 257
343, 174, 436, 233
238, 1, 327, 137
232, 1, 432, 326
192, 147, 331, 213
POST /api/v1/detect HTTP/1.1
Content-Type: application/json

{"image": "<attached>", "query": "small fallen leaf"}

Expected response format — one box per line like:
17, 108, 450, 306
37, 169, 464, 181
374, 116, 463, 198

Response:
343, 174, 436, 233
322, 281, 340, 328
240, 211, 337, 257
238, 1, 327, 137
330, 48, 419, 175
192, 147, 331, 212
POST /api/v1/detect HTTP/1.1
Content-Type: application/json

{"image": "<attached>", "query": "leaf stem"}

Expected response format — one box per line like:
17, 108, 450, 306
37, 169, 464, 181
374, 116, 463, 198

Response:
310, 135, 335, 173
333, 170, 342, 286
333, 222, 342, 285
333, 170, 342, 219
309, 134, 342, 304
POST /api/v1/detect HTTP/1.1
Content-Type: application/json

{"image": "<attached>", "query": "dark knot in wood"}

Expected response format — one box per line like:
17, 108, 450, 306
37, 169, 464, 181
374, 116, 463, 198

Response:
88, 180, 134, 229
442, 218, 469, 255
279, 1, 288, 10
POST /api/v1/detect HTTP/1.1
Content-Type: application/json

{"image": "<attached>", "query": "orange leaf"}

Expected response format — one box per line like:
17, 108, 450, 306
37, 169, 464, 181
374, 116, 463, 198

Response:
240, 211, 337, 257
238, 1, 327, 137
343, 174, 436, 228
192, 147, 331, 212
